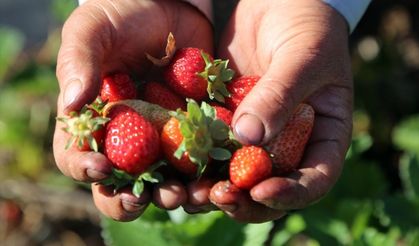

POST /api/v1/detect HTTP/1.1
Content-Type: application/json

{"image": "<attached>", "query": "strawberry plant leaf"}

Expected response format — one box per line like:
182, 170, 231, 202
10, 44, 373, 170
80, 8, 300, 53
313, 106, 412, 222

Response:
399, 153, 419, 201
392, 115, 419, 154
0, 27, 24, 81
242, 222, 274, 246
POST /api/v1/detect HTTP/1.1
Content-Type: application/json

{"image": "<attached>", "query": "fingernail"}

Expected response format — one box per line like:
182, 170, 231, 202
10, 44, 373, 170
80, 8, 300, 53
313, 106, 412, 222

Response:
234, 114, 264, 145
122, 200, 146, 213
216, 203, 238, 213
63, 79, 82, 109
183, 206, 204, 214
86, 168, 109, 180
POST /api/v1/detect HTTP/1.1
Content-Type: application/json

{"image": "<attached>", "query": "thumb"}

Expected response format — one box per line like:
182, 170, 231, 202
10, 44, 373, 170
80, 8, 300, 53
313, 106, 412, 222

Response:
56, 6, 108, 114
232, 56, 317, 145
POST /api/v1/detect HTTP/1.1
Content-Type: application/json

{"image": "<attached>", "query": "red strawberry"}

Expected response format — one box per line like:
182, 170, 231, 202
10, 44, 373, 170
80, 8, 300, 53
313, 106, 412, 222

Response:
160, 100, 232, 176
229, 146, 272, 190
225, 75, 260, 111
210, 103, 233, 126
103, 99, 171, 132
265, 103, 315, 174
104, 105, 160, 175
143, 81, 186, 111
164, 48, 234, 102
100, 73, 138, 102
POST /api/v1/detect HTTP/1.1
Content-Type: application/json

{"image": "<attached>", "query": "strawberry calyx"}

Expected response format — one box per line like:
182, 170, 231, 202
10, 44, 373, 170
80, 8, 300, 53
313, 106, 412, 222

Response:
146, 32, 176, 67
101, 160, 166, 198
57, 103, 110, 152
198, 51, 235, 103
172, 99, 233, 177
88, 97, 108, 115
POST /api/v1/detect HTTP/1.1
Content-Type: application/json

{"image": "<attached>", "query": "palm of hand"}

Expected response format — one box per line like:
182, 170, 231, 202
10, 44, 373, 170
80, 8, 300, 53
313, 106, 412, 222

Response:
54, 0, 214, 221
209, 0, 354, 222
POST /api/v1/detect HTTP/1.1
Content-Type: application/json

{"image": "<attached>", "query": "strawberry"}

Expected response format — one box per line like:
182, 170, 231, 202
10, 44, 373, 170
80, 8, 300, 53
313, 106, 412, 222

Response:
100, 73, 138, 102
57, 106, 109, 152
265, 103, 315, 174
225, 75, 260, 111
103, 99, 171, 131
160, 100, 233, 176
143, 81, 186, 111
210, 103, 233, 126
229, 146, 272, 190
164, 48, 234, 102
104, 105, 160, 175
161, 117, 197, 175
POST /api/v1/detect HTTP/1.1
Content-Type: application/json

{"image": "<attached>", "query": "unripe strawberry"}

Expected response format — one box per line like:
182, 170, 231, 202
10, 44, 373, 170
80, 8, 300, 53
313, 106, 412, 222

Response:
265, 103, 315, 174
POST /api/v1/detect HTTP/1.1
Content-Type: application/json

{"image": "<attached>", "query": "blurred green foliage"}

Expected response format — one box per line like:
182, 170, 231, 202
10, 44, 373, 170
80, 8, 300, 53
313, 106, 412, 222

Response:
1, 0, 419, 245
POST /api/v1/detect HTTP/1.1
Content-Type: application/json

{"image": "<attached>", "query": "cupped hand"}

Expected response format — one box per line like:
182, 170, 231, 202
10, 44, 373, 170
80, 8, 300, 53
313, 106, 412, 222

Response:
209, 0, 354, 223
53, 0, 213, 221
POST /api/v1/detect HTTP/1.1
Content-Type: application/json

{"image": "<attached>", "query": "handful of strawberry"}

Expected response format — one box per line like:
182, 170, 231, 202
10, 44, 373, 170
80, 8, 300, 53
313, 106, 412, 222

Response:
57, 33, 315, 200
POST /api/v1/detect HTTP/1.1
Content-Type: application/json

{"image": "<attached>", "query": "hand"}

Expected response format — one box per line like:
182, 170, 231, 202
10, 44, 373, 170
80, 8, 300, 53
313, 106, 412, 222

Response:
209, 0, 353, 223
53, 0, 213, 221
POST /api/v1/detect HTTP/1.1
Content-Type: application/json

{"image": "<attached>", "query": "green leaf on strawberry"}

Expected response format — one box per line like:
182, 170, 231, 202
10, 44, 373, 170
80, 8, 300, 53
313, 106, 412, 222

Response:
198, 51, 235, 103
57, 105, 110, 152
101, 161, 166, 198
171, 99, 234, 177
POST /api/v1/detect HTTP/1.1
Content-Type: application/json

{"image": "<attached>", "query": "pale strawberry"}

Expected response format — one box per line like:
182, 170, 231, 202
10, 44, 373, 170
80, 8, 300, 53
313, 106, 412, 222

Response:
229, 146, 272, 190
265, 103, 315, 174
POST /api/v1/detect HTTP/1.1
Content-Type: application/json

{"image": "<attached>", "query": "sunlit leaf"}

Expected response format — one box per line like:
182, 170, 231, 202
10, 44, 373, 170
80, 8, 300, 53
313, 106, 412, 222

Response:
393, 115, 419, 154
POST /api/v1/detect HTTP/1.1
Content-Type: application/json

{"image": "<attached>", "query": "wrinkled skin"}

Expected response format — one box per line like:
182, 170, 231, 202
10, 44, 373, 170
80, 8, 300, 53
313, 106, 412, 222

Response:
54, 0, 353, 222
208, 0, 353, 222
54, 0, 213, 221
